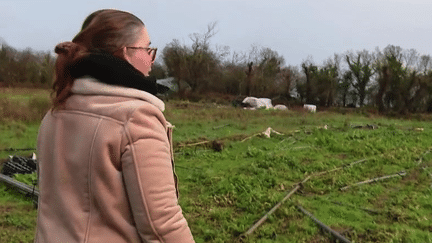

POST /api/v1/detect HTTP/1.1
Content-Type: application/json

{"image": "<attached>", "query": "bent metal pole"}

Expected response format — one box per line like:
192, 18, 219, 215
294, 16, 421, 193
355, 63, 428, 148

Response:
243, 176, 311, 237
297, 204, 351, 243
0, 173, 39, 197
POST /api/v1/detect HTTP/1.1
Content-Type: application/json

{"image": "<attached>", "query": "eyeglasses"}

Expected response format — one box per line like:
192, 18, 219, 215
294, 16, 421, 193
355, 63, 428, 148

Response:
126, 46, 158, 61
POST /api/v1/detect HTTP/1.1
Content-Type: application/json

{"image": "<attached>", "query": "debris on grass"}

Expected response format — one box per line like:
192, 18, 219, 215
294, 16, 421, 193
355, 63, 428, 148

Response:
411, 127, 424, 132
0, 153, 39, 207
239, 158, 370, 239
212, 124, 231, 130
178, 139, 224, 152
297, 204, 351, 243
211, 140, 224, 152
1, 154, 37, 176
352, 124, 378, 129
340, 171, 407, 191
0, 148, 36, 152
179, 140, 211, 147
241, 127, 284, 142
312, 158, 368, 177
417, 148, 432, 165
242, 176, 311, 238
0, 173, 39, 206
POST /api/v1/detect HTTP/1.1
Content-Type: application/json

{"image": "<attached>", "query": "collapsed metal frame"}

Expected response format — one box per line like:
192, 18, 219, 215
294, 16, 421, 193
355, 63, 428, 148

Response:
0, 173, 39, 198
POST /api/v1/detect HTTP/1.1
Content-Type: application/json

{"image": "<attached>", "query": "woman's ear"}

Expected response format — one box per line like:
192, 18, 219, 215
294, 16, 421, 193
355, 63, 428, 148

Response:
113, 47, 131, 63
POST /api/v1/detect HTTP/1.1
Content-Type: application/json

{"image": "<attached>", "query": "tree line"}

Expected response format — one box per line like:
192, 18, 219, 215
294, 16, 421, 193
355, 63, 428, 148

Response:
159, 24, 432, 114
2, 24, 432, 114
0, 44, 54, 88
298, 46, 432, 114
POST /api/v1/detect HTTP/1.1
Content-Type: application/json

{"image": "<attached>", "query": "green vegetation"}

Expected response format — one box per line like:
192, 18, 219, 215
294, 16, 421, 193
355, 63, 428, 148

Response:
0, 183, 38, 243
0, 89, 47, 242
168, 104, 432, 242
0, 89, 432, 242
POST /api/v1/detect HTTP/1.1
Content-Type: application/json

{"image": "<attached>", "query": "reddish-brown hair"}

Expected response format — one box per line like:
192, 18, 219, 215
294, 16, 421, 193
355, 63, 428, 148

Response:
52, 9, 144, 109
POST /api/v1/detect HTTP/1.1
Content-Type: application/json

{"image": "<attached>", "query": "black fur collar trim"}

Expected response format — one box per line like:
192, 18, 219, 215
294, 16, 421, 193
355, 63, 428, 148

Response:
70, 53, 161, 95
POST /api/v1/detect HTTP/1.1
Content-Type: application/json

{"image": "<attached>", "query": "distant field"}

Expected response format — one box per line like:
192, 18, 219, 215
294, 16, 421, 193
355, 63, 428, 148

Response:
0, 92, 431, 242
0, 88, 50, 100
0, 88, 51, 126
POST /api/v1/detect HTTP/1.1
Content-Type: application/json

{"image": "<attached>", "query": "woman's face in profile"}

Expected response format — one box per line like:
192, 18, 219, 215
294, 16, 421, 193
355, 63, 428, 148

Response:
124, 26, 154, 76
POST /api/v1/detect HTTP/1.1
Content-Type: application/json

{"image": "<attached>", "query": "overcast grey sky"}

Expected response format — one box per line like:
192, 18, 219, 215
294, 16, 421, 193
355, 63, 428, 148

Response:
1, 0, 431, 66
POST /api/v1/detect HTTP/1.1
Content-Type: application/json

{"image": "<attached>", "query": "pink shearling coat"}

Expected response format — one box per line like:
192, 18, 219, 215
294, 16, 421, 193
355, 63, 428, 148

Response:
35, 77, 194, 243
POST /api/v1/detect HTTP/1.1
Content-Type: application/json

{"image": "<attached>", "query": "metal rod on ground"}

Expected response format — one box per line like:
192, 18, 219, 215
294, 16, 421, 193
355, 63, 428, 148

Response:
213, 124, 230, 130
178, 140, 210, 147
240, 133, 261, 143
242, 176, 311, 237
297, 205, 351, 243
340, 171, 406, 191
0, 148, 36, 152
313, 159, 368, 177
0, 173, 39, 197
417, 149, 431, 165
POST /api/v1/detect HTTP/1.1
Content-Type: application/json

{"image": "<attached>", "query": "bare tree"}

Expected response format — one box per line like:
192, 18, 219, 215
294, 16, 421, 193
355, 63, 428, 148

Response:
345, 50, 376, 107
277, 66, 297, 99
162, 39, 190, 95
301, 59, 317, 104
241, 45, 285, 97
418, 55, 431, 75
339, 70, 353, 107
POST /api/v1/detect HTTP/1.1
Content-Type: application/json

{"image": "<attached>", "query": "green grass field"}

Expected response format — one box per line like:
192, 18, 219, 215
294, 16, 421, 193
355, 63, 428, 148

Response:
0, 90, 431, 242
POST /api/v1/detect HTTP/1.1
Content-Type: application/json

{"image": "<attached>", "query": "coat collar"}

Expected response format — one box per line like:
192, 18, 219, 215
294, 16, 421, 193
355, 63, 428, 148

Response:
69, 53, 161, 95
71, 77, 165, 112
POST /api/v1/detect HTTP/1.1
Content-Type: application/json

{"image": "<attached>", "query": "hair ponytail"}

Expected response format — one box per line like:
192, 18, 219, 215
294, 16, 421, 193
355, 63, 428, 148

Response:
51, 9, 144, 109
52, 42, 87, 109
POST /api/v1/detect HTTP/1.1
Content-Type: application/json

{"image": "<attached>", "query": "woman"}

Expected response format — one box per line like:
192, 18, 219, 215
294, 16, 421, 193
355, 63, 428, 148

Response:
35, 9, 194, 242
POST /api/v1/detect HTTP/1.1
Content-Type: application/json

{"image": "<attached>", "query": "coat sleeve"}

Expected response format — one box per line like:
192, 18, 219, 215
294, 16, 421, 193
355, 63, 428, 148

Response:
121, 104, 194, 243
